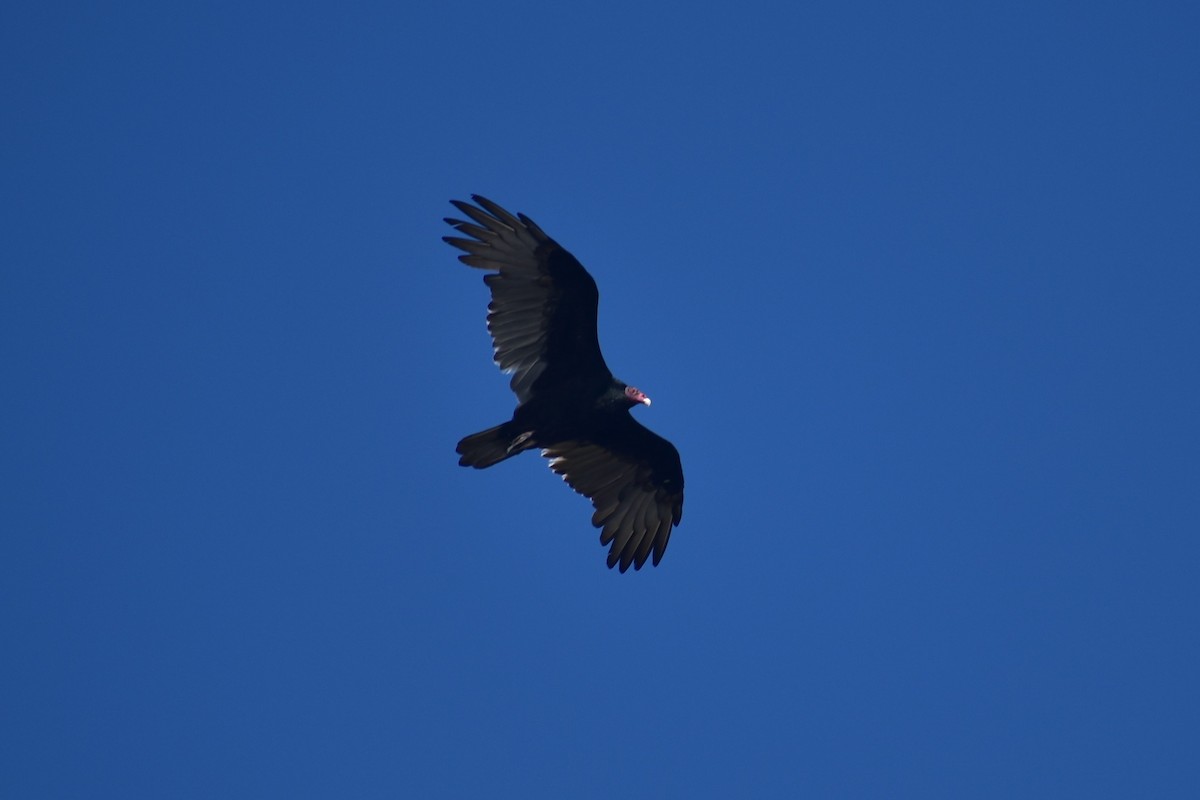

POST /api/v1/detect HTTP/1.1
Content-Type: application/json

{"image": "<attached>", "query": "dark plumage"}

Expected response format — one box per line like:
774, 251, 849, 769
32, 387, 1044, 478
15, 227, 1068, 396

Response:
444, 195, 684, 572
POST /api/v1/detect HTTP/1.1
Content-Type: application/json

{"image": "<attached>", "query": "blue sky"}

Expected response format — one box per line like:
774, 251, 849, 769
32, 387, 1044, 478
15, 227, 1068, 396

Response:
3, 1, 1198, 797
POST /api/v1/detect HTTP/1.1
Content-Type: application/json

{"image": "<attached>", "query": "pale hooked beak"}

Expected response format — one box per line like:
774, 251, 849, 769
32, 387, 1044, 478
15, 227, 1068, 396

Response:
625, 386, 651, 406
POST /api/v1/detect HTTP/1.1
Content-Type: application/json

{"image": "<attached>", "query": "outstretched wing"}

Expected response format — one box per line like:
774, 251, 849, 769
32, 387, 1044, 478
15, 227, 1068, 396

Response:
444, 195, 612, 404
543, 414, 685, 572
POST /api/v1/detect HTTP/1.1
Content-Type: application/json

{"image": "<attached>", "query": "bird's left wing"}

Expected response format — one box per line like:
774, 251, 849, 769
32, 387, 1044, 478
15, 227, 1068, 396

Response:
542, 415, 684, 572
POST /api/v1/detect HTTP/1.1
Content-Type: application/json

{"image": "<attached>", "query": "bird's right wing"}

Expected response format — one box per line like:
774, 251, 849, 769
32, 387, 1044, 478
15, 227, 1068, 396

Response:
444, 195, 612, 404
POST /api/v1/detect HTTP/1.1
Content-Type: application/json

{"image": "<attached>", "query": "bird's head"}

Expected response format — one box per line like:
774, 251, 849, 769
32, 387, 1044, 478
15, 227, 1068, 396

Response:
624, 385, 652, 407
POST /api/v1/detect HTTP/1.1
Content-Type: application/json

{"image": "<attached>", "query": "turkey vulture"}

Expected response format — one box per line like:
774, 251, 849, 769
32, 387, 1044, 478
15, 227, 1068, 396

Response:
444, 195, 684, 572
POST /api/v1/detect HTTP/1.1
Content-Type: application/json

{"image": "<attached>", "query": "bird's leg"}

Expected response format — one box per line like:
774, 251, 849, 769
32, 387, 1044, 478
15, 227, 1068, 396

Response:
507, 431, 535, 453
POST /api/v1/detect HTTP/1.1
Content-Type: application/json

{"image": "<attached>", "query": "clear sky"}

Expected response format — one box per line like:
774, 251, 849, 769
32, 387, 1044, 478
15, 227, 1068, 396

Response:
3, 1, 1198, 797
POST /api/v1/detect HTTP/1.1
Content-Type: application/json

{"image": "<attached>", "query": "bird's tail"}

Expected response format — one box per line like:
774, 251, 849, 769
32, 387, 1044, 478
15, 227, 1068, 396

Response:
456, 423, 534, 469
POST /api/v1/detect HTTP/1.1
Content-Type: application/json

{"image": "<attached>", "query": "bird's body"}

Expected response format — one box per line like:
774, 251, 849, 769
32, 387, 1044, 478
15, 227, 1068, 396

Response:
444, 196, 684, 572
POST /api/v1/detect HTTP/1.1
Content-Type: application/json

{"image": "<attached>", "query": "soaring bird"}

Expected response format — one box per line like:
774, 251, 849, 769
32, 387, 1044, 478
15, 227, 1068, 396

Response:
444, 196, 684, 572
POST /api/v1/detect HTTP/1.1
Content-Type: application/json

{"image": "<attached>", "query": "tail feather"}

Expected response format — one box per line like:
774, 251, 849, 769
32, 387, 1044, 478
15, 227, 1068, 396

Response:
456, 423, 533, 468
